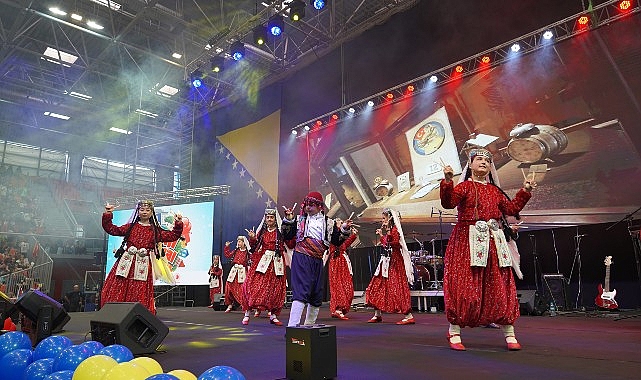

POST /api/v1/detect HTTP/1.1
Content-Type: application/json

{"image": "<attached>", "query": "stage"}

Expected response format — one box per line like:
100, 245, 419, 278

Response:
53, 305, 641, 380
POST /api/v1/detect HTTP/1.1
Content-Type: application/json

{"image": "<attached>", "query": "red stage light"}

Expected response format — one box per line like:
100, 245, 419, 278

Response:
619, 1, 632, 11
455, 65, 463, 73
407, 85, 415, 92
481, 56, 490, 64
331, 114, 339, 120
386, 93, 394, 99
577, 15, 589, 26
315, 120, 322, 126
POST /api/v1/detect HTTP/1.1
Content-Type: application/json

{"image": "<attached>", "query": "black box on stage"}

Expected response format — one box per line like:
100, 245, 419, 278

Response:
286, 325, 337, 380
542, 274, 569, 311
1, 290, 19, 323
16, 289, 70, 332
517, 289, 537, 315
90, 302, 168, 355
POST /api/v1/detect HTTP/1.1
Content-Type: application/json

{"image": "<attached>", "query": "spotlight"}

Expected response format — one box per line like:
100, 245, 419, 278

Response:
577, 15, 589, 27
348, 107, 355, 113
292, 129, 298, 135
290, 0, 306, 21
510, 43, 520, 53
619, 1, 632, 11
429, 75, 438, 83
367, 100, 374, 107
304, 125, 310, 131
268, 15, 284, 36
253, 25, 268, 45
230, 41, 245, 61
386, 93, 394, 100
190, 70, 203, 88
315, 120, 323, 126
210, 56, 224, 73
311, 0, 326, 10
407, 85, 415, 92
331, 114, 339, 120
542, 30, 554, 40
481, 56, 490, 64
455, 65, 463, 73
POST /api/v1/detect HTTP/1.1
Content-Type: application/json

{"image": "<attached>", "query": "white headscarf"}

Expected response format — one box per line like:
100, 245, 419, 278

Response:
385, 208, 414, 285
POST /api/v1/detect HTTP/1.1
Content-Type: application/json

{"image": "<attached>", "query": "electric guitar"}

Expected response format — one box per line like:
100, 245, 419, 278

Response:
595, 256, 618, 310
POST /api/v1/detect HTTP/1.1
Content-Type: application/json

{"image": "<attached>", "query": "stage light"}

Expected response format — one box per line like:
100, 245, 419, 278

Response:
190, 70, 203, 88
455, 65, 463, 73
331, 114, 339, 120
542, 30, 554, 40
292, 129, 298, 135
230, 41, 245, 61
407, 85, 415, 92
481, 56, 490, 64
304, 125, 310, 131
510, 43, 521, 52
367, 100, 374, 107
315, 120, 323, 126
210, 56, 224, 73
311, 0, 326, 10
268, 15, 284, 36
386, 93, 394, 100
429, 75, 438, 83
348, 107, 355, 113
290, 0, 306, 21
619, 1, 632, 11
578, 15, 589, 27
253, 25, 268, 45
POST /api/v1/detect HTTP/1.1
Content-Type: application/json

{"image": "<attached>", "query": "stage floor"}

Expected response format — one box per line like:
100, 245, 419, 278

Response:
56, 305, 641, 380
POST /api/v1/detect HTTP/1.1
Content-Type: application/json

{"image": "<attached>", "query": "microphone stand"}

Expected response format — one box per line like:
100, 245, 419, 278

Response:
567, 233, 585, 311
529, 235, 542, 295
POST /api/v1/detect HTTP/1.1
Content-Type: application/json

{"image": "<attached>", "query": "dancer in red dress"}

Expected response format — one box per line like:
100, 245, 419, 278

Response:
223, 236, 251, 312
440, 148, 536, 351
241, 209, 287, 326
365, 208, 415, 325
207, 255, 223, 308
101, 201, 183, 314
328, 221, 358, 320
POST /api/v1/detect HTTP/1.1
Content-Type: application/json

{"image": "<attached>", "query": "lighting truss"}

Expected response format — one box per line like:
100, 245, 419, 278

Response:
108, 185, 231, 208
291, 0, 640, 138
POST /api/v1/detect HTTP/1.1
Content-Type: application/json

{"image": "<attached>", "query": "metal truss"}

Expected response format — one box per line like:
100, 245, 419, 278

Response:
108, 185, 231, 208
291, 0, 641, 137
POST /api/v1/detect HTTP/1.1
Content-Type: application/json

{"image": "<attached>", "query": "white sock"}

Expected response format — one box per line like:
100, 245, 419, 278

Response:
404, 312, 413, 320
304, 305, 320, 325
288, 300, 306, 327
448, 324, 462, 344
374, 309, 382, 317
502, 324, 518, 343
244, 311, 250, 317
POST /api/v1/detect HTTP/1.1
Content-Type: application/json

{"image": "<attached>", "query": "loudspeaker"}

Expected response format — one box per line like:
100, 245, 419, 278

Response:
90, 302, 168, 355
517, 289, 537, 315
16, 289, 70, 333
543, 274, 569, 311
1, 290, 19, 323
36, 305, 53, 342
286, 325, 337, 380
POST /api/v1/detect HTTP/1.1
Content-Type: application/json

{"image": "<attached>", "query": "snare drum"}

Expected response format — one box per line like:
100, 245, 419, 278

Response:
412, 264, 431, 290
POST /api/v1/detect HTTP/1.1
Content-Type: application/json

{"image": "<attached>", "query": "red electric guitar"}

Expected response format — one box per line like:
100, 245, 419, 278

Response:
595, 256, 618, 310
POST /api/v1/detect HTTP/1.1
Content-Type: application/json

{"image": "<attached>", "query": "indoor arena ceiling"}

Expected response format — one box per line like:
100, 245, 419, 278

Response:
0, 0, 419, 138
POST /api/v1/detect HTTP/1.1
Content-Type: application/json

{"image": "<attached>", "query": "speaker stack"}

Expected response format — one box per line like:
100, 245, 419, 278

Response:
90, 302, 169, 355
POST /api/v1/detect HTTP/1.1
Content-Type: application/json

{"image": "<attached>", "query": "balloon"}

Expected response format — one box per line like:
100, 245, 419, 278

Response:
197, 366, 246, 380
97, 344, 134, 363
101, 361, 150, 380
71, 354, 118, 380
53, 345, 93, 372
0, 331, 32, 358
79, 340, 105, 355
44, 370, 74, 380
130, 356, 163, 375
34, 336, 74, 361
168, 370, 197, 380
146, 375, 180, 380
0, 348, 34, 378
23, 358, 56, 380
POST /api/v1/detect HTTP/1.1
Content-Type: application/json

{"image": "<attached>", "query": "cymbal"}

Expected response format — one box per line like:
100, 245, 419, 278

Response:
425, 232, 447, 236
404, 231, 426, 236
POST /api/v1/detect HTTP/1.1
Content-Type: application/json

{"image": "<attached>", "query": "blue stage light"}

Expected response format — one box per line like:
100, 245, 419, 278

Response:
311, 0, 326, 10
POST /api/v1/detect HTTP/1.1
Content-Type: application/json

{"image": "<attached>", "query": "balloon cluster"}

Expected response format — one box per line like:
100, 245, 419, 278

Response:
0, 332, 246, 380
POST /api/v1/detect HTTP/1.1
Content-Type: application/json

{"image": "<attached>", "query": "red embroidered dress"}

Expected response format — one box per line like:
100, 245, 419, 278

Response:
329, 233, 357, 315
101, 212, 183, 314
365, 226, 412, 314
243, 229, 287, 315
224, 245, 249, 307
208, 265, 223, 304
440, 179, 530, 327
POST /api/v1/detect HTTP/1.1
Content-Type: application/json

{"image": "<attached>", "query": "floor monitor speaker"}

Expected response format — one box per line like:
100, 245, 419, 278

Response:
90, 302, 168, 355
16, 289, 70, 332
286, 325, 337, 380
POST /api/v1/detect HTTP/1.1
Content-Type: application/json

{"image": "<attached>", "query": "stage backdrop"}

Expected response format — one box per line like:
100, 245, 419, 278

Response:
104, 201, 214, 286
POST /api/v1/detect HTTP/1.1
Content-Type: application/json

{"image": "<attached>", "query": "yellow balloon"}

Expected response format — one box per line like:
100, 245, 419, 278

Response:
167, 369, 198, 380
101, 361, 150, 380
130, 357, 163, 375
72, 355, 118, 380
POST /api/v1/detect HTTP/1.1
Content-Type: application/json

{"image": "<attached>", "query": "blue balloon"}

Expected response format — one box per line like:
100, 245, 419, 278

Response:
33, 336, 73, 361
23, 358, 55, 380
97, 344, 134, 363
146, 374, 180, 380
0, 348, 34, 378
79, 340, 104, 355
198, 366, 246, 380
43, 370, 74, 380
0, 331, 32, 358
52, 344, 93, 372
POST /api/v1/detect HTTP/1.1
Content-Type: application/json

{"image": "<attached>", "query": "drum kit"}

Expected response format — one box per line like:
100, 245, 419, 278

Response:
405, 231, 446, 290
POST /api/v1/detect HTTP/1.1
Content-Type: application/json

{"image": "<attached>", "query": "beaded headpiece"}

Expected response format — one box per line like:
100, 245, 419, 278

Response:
468, 148, 493, 163
138, 200, 154, 208
264, 208, 277, 216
